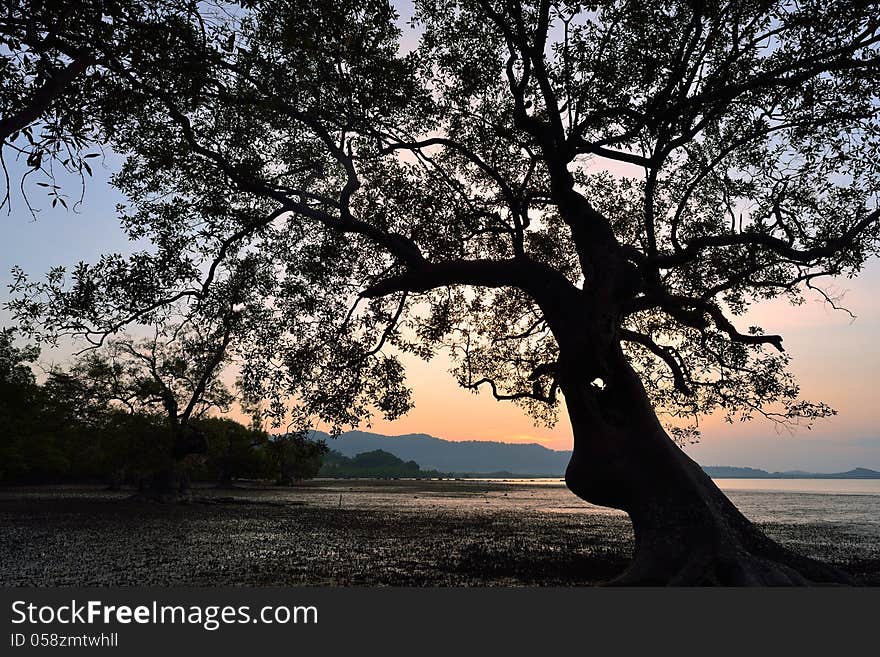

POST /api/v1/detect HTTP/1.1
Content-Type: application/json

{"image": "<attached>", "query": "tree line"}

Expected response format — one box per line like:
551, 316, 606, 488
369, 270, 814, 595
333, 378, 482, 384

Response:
0, 328, 326, 488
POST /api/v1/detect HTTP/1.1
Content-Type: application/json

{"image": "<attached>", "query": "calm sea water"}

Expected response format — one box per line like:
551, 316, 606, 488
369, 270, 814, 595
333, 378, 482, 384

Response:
462, 477, 880, 527
713, 478, 880, 495
716, 479, 880, 527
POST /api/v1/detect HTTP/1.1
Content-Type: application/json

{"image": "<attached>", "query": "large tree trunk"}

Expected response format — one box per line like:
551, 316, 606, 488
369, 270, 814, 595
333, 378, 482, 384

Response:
560, 344, 855, 586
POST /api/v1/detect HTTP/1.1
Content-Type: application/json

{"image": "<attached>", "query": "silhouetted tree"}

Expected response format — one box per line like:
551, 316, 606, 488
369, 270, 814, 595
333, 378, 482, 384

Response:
4, 0, 880, 582
75, 323, 236, 496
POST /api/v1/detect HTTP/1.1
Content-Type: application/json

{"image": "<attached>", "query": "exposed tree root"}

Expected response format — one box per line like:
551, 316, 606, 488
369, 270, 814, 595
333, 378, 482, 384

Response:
612, 534, 858, 586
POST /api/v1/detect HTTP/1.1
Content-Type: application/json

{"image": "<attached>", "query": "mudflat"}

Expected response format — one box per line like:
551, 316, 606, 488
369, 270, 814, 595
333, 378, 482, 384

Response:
1, 479, 877, 586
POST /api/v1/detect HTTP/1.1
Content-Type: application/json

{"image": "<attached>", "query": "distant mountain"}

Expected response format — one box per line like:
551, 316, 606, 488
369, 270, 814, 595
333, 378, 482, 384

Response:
308, 429, 880, 479
703, 466, 880, 479
309, 430, 570, 476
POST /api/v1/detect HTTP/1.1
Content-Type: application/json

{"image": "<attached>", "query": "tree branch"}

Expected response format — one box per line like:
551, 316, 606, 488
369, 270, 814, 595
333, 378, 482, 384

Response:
650, 209, 880, 269
620, 328, 693, 395
0, 51, 91, 142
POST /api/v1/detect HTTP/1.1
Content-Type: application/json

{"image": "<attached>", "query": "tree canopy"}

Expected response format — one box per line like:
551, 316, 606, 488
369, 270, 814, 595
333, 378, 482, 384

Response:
4, 0, 879, 440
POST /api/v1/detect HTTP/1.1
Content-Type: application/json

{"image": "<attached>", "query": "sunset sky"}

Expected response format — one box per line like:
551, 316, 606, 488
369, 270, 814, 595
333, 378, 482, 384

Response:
2, 155, 879, 473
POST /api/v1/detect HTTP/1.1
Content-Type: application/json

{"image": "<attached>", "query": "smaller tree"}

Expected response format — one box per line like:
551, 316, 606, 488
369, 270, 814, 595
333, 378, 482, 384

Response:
96, 410, 167, 490
67, 320, 237, 497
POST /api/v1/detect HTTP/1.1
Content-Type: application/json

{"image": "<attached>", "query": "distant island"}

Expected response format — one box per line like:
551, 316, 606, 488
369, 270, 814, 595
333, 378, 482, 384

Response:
317, 448, 554, 479
702, 466, 880, 479
319, 449, 447, 479
311, 429, 880, 479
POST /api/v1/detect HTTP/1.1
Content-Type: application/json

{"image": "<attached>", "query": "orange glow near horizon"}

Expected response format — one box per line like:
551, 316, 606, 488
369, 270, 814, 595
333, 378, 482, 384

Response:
367, 260, 880, 453
220, 259, 880, 470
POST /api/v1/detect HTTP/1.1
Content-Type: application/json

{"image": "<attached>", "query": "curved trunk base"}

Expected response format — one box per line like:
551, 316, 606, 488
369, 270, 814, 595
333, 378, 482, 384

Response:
614, 526, 856, 586
566, 452, 857, 586
131, 431, 206, 502
567, 454, 857, 586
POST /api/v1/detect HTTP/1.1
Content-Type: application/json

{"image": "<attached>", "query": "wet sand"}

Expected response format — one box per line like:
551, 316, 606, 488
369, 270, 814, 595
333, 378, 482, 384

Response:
1, 480, 877, 586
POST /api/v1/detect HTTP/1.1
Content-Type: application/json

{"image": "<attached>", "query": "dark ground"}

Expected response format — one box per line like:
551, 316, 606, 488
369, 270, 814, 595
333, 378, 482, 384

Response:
1, 480, 877, 586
